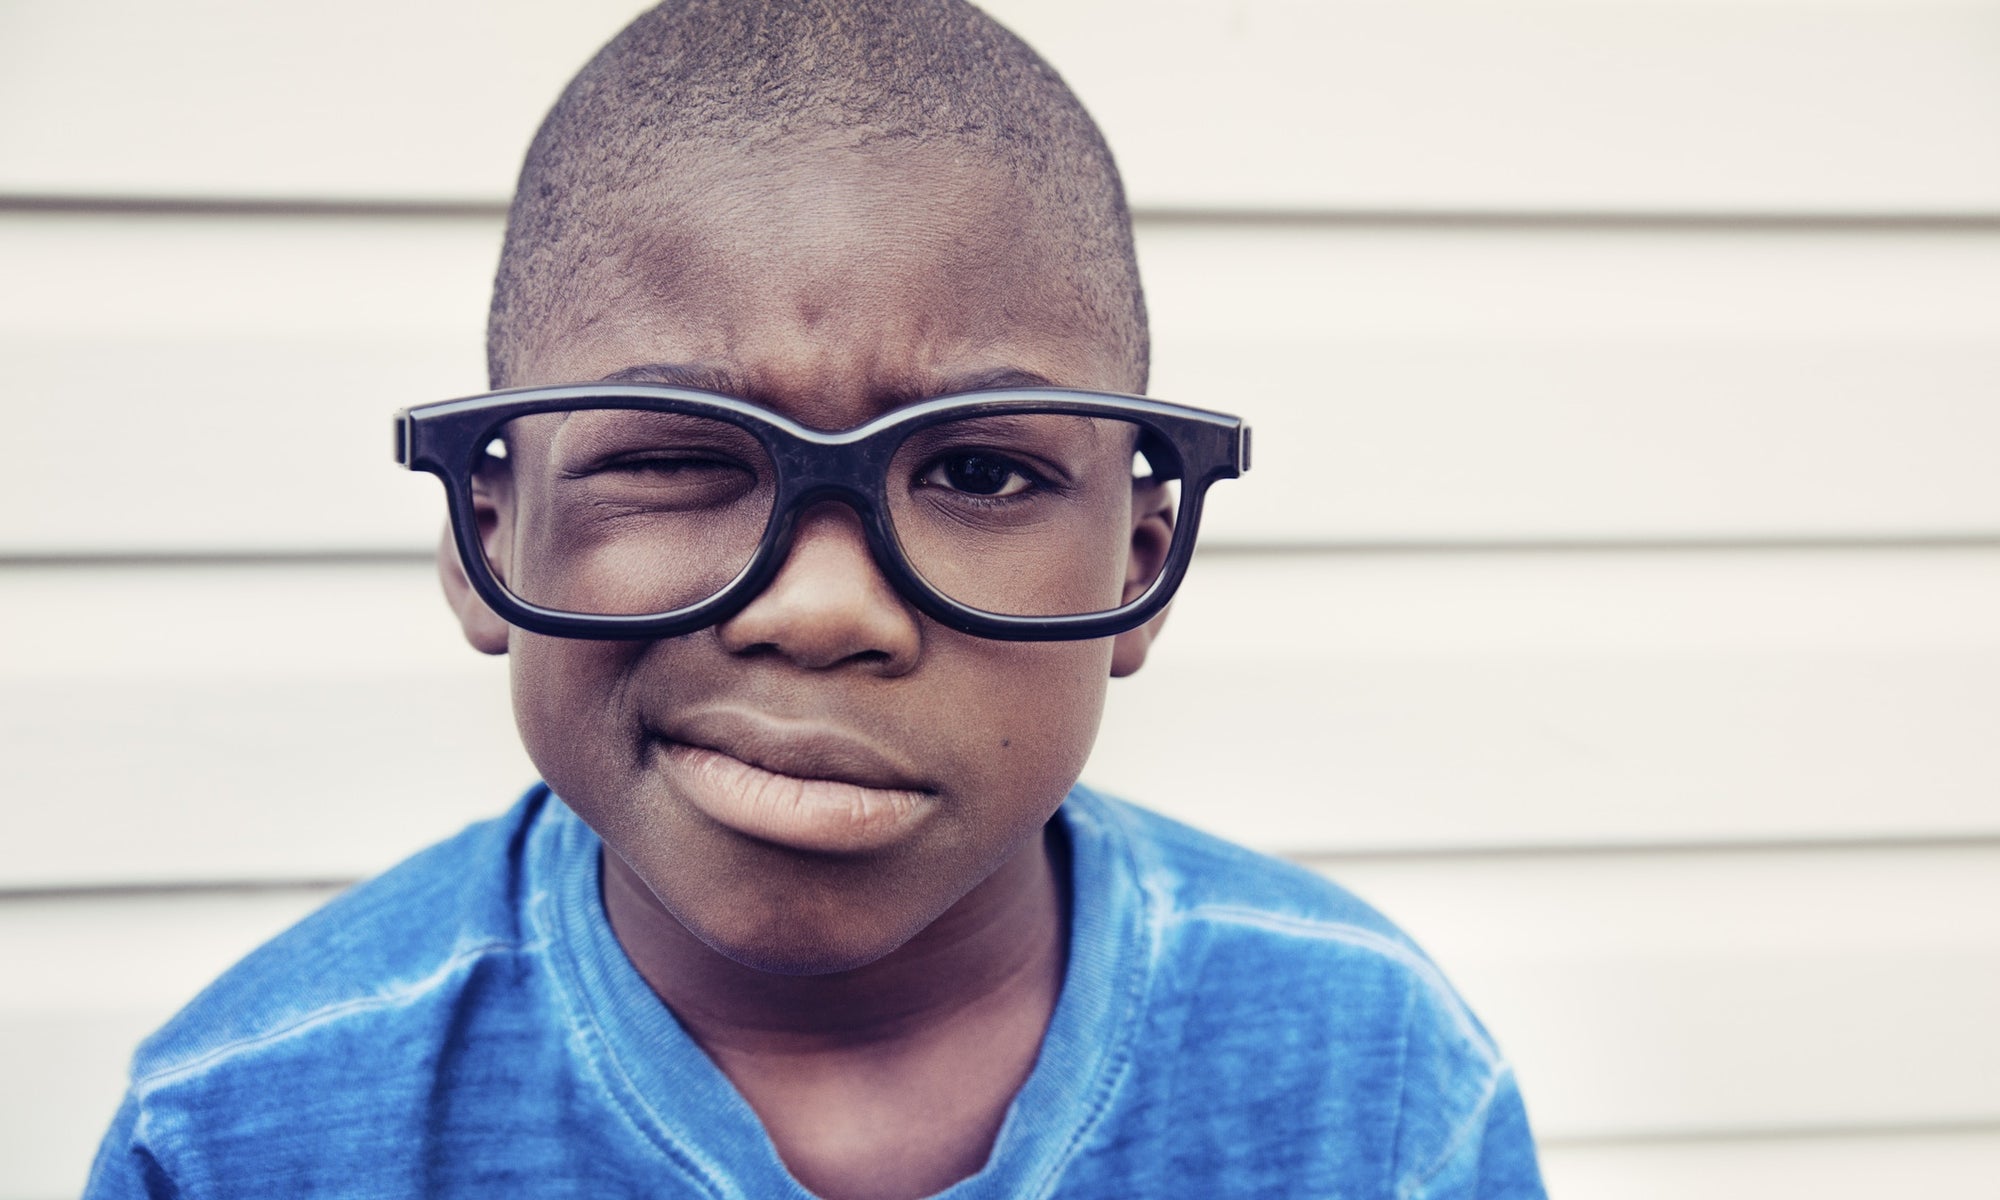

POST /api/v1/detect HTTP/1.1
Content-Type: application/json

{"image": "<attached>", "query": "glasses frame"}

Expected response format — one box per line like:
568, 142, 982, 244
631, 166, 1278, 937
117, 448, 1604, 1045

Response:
395, 383, 1250, 641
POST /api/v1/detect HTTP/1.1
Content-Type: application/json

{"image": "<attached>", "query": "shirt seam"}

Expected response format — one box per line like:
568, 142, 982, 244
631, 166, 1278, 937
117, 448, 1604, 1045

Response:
1013, 793, 1157, 1200
1398, 1064, 1509, 1200
1383, 971, 1420, 1194
525, 814, 737, 1199
132, 937, 538, 1093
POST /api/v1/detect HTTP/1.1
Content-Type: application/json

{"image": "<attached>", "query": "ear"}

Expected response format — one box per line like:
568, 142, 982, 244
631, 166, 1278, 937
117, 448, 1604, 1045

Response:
438, 521, 510, 655
1110, 477, 1176, 678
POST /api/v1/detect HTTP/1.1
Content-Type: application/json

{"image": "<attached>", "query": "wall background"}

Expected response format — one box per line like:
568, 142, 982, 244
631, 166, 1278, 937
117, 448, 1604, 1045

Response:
3, 1, 1999, 1194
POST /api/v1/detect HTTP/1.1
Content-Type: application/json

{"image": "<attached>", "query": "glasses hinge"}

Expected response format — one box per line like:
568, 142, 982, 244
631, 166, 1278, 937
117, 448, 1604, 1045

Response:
393, 411, 412, 466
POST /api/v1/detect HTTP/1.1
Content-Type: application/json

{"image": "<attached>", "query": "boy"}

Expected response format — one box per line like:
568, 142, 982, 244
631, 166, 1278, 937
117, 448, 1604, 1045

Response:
88, 2, 1543, 1196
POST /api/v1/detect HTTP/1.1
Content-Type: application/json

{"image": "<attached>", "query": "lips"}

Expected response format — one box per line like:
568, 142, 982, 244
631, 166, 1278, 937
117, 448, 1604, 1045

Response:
651, 711, 939, 854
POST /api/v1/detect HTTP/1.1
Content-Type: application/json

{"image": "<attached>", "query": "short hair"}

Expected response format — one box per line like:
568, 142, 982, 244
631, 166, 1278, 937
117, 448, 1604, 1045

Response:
488, 0, 1148, 391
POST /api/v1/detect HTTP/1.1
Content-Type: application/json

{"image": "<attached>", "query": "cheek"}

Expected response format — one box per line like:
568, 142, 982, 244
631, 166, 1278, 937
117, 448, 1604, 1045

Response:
507, 635, 647, 807
940, 636, 1115, 816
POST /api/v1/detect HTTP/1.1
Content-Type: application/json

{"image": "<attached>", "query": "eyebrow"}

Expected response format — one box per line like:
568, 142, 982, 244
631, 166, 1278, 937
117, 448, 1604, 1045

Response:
867, 367, 1067, 410
599, 362, 753, 393
924, 367, 1060, 395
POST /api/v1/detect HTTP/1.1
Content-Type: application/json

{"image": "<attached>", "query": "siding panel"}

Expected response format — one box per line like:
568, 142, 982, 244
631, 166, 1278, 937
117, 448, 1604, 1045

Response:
3, 2, 1998, 212
1539, 1130, 2000, 1200
5, 549, 1994, 886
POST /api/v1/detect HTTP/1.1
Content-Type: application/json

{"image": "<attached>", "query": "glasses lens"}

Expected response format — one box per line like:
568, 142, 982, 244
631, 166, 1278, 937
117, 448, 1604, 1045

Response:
475, 408, 775, 617
887, 413, 1181, 618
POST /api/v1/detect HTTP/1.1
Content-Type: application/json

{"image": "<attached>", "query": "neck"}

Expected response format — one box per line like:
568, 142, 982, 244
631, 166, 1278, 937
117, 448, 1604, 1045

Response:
601, 825, 1070, 1057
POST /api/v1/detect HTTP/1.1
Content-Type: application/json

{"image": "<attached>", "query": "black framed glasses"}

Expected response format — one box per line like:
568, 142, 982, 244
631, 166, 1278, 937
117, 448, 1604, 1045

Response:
395, 384, 1250, 641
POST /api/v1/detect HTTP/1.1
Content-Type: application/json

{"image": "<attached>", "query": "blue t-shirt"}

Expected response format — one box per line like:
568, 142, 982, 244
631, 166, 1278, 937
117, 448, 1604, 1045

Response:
87, 785, 1544, 1198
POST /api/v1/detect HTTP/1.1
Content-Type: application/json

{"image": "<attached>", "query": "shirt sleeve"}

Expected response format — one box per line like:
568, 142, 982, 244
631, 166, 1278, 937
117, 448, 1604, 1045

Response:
1406, 1064, 1548, 1200
1466, 1068, 1546, 1200
83, 1092, 181, 1200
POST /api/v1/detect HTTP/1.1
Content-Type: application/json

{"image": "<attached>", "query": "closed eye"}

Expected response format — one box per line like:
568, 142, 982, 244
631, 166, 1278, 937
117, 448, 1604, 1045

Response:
564, 452, 762, 512
603, 453, 741, 474
563, 449, 757, 481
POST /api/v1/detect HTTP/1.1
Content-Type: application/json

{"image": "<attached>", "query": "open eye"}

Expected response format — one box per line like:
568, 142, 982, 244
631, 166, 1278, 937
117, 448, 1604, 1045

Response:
918, 451, 1039, 498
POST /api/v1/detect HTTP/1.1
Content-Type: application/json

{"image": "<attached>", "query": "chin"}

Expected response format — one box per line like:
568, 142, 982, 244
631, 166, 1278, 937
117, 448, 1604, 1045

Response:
696, 919, 917, 977
718, 941, 895, 977
673, 883, 939, 977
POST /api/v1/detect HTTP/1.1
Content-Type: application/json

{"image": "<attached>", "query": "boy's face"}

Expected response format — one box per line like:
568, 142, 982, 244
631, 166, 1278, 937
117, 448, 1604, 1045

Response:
463, 148, 1155, 974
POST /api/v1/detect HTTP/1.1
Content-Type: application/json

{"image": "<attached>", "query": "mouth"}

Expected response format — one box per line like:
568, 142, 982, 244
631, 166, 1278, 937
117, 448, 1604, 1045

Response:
650, 718, 939, 854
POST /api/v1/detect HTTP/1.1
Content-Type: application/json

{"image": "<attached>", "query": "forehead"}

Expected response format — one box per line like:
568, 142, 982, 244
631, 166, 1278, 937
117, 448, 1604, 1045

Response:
510, 146, 1130, 425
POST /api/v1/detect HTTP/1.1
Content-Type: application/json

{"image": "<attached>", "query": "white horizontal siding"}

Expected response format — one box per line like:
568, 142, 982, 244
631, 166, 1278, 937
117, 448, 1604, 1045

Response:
3, 1, 1998, 212
1329, 845, 2000, 1138
7, 844, 1998, 1198
0, 888, 337, 1200
7, 213, 1998, 553
1103, 547, 2000, 852
1540, 1130, 2000, 1200
0, 563, 529, 887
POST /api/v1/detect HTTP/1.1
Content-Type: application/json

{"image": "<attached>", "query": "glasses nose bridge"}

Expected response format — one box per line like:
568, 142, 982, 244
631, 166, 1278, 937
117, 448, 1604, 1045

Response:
779, 485, 879, 558
772, 428, 895, 521
758, 424, 901, 578
787, 476, 876, 514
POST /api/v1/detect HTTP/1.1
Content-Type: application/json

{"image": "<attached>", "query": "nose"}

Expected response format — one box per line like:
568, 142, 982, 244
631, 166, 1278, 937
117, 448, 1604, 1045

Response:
714, 501, 922, 674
